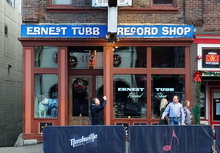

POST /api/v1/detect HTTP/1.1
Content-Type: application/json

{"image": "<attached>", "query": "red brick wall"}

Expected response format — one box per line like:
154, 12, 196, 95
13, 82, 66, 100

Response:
22, 0, 40, 22
203, 0, 220, 31
184, 0, 203, 26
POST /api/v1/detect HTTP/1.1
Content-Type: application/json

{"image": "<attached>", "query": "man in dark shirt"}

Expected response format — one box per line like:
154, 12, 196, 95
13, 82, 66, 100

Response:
90, 96, 107, 125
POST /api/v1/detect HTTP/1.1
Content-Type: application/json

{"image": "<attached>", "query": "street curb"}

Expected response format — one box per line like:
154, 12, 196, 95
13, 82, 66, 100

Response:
14, 133, 38, 147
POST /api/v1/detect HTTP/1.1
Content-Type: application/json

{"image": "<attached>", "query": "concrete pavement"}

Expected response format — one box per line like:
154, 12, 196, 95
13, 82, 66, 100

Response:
0, 142, 216, 153
0, 143, 43, 153
0, 141, 129, 153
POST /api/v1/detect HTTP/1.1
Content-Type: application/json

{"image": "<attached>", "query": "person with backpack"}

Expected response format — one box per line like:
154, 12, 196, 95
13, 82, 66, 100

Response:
90, 96, 107, 125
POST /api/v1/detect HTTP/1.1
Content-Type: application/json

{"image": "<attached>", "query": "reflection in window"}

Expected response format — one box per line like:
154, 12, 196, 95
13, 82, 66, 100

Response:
69, 49, 103, 69
34, 74, 58, 118
113, 74, 147, 118
152, 47, 185, 68
151, 75, 185, 118
34, 46, 58, 68
114, 47, 146, 68
96, 76, 104, 98
202, 49, 220, 68
52, 0, 72, 4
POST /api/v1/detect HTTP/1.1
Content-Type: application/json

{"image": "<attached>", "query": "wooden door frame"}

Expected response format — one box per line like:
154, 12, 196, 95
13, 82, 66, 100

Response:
68, 71, 103, 125
68, 75, 93, 125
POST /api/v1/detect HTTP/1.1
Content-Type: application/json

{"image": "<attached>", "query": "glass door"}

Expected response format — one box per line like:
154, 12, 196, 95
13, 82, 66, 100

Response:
69, 75, 92, 125
213, 90, 220, 121
210, 88, 220, 129
69, 75, 103, 125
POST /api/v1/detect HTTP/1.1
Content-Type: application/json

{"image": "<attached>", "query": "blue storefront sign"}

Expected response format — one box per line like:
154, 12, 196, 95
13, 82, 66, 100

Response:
21, 24, 194, 38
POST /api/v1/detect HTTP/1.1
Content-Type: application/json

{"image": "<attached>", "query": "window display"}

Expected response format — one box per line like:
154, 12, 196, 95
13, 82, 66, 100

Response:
69, 48, 103, 69
34, 74, 58, 118
113, 74, 147, 118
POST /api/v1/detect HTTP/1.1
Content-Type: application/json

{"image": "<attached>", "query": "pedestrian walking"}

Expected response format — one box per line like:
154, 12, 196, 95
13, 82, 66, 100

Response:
159, 98, 169, 125
161, 95, 185, 125
183, 100, 193, 125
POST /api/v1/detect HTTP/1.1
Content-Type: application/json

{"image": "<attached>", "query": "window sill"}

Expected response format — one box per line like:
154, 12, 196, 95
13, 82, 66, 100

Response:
46, 6, 178, 13
46, 6, 107, 13
119, 6, 178, 13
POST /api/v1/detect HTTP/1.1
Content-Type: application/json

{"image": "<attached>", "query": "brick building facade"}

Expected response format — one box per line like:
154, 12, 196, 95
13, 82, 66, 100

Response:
19, 0, 220, 141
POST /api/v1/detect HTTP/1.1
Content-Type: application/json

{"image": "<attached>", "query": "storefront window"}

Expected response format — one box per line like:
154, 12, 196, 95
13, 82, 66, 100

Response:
34, 74, 58, 118
113, 47, 146, 68
69, 48, 103, 69
202, 49, 220, 68
151, 47, 185, 68
34, 46, 58, 68
113, 74, 147, 118
151, 75, 185, 118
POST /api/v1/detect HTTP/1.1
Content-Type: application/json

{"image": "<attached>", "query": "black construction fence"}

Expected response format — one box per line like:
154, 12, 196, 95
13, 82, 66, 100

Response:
43, 125, 219, 153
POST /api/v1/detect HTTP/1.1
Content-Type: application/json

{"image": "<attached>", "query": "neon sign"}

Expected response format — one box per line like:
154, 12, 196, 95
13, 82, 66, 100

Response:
205, 52, 219, 65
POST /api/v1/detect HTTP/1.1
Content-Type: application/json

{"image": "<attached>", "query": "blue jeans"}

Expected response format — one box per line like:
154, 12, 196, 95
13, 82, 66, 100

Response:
169, 117, 181, 125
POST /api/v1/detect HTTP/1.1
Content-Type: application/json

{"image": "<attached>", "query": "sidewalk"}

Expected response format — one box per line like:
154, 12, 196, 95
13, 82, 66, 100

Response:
0, 142, 216, 153
0, 143, 43, 153
0, 141, 129, 153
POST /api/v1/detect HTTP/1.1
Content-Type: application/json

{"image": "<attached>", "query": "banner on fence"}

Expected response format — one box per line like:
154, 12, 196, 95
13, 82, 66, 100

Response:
215, 126, 220, 152
43, 125, 126, 153
129, 125, 213, 153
